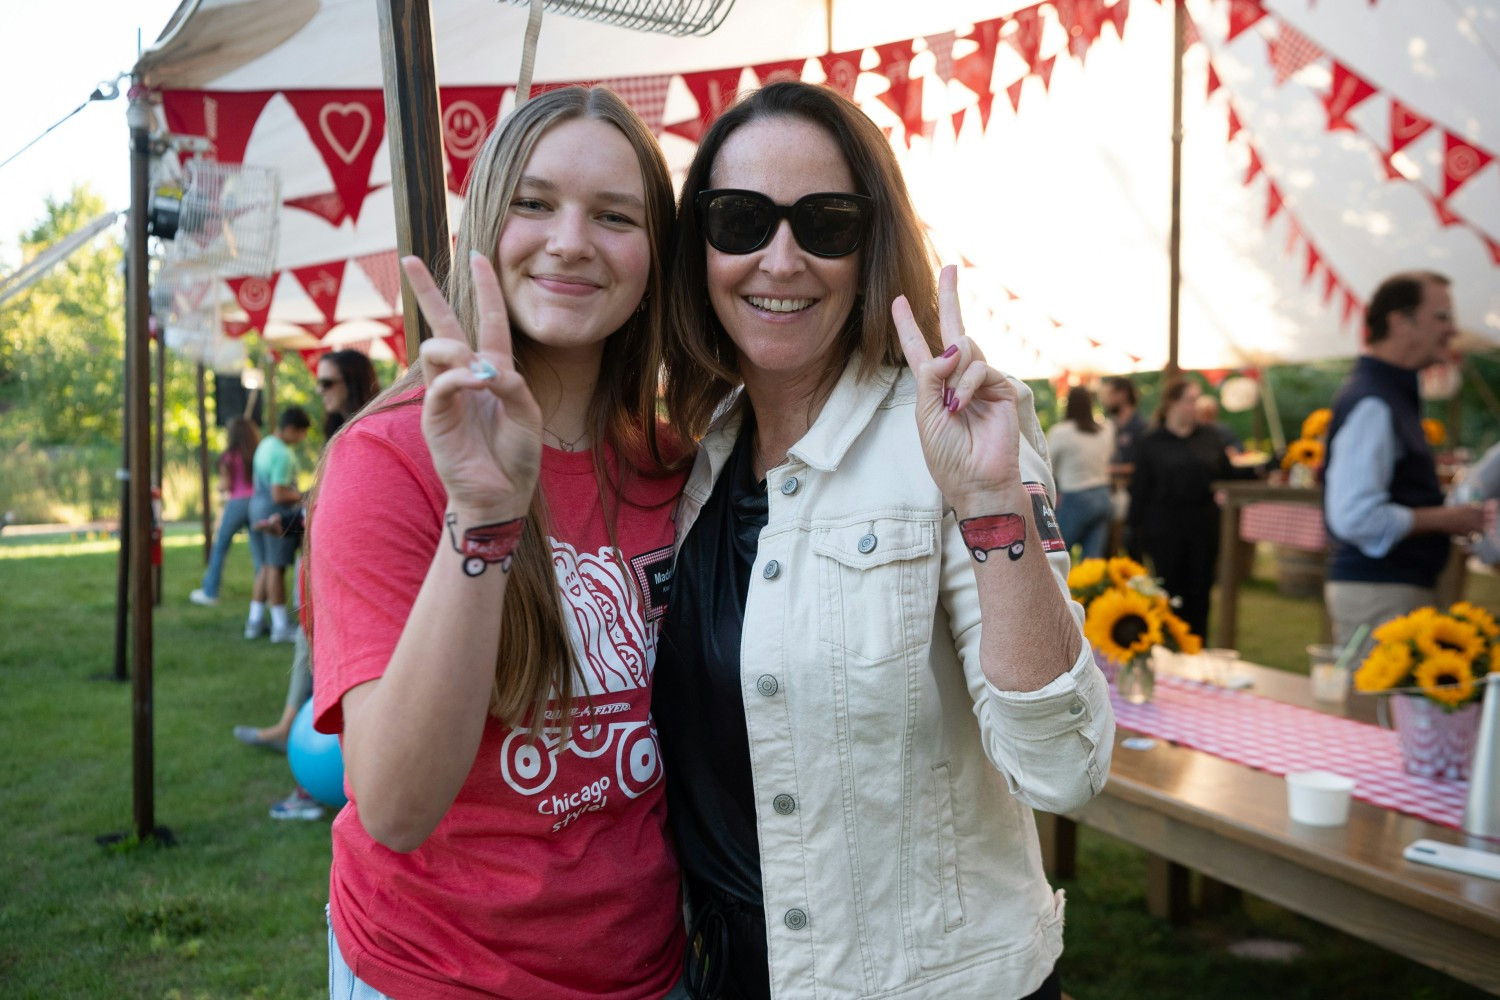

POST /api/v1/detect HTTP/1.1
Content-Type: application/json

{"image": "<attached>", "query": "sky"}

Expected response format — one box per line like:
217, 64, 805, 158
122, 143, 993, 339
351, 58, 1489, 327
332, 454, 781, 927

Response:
0, 0, 183, 269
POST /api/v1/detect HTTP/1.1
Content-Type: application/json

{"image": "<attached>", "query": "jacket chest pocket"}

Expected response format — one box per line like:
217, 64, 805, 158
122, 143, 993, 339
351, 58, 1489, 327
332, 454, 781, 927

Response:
813, 516, 938, 665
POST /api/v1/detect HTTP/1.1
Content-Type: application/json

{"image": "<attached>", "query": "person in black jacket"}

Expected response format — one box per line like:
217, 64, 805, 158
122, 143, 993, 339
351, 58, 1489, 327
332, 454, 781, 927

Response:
1129, 378, 1256, 639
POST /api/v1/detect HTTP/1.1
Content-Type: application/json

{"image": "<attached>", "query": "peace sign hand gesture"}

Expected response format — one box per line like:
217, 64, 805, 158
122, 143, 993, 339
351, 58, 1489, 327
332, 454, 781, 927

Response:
892, 265, 1023, 510
404, 252, 542, 522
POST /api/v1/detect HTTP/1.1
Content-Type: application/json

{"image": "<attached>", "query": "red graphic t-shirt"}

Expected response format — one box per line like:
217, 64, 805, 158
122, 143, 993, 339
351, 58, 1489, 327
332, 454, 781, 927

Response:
311, 398, 686, 1000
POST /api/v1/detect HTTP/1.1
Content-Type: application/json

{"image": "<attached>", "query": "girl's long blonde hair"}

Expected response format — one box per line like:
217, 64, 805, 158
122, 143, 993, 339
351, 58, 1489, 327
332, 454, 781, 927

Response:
309, 86, 677, 731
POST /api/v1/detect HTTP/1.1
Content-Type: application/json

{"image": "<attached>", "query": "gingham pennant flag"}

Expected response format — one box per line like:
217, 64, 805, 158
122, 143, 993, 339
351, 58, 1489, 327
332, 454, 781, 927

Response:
925, 31, 957, 84
1268, 22, 1323, 85
599, 75, 673, 134
355, 250, 402, 311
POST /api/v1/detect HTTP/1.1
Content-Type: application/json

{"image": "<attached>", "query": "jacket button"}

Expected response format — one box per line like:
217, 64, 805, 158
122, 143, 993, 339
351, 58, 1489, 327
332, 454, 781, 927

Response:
781, 476, 799, 496
763, 559, 780, 579
756, 674, 779, 697
1068, 702, 1084, 716
772, 793, 796, 815
783, 908, 808, 930
857, 533, 877, 554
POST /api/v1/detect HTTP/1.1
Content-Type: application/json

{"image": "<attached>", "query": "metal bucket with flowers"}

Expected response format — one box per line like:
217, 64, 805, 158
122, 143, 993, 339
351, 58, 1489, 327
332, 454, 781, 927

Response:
1068, 557, 1201, 703
1354, 601, 1497, 780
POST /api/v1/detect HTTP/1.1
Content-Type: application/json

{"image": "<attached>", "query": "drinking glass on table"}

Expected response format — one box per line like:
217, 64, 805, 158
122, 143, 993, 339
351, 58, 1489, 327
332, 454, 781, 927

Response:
1308, 643, 1348, 703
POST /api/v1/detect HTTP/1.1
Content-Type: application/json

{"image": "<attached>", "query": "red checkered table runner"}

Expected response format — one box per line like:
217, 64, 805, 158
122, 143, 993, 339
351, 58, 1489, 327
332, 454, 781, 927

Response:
1110, 675, 1469, 831
1239, 501, 1327, 552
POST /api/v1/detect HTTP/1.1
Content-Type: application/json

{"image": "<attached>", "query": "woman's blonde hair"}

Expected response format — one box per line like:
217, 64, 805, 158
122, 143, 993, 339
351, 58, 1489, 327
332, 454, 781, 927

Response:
311, 86, 676, 732
663, 81, 942, 440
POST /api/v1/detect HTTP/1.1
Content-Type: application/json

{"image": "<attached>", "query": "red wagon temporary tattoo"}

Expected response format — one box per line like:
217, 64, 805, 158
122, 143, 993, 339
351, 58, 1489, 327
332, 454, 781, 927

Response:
445, 512, 525, 575
959, 512, 1027, 562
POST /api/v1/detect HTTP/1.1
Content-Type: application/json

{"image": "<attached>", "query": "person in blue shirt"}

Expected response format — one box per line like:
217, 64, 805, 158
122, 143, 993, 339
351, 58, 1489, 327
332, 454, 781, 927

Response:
1323, 272, 1494, 646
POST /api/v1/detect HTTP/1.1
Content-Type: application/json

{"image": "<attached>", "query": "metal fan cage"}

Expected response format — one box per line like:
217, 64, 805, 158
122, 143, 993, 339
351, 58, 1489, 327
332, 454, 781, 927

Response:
495, 0, 736, 37
166, 159, 281, 278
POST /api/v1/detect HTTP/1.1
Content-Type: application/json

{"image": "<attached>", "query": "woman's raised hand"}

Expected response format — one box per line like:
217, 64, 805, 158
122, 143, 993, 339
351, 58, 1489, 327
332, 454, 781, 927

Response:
403, 252, 542, 520
892, 265, 1022, 506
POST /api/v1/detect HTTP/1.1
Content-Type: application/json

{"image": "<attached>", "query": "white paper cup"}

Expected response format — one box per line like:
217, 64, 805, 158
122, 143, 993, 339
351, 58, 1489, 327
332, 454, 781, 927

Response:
1286, 770, 1356, 826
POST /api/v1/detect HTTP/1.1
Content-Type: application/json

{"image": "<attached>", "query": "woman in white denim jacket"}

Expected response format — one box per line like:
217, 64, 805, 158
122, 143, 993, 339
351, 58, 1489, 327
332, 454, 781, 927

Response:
654, 82, 1116, 1000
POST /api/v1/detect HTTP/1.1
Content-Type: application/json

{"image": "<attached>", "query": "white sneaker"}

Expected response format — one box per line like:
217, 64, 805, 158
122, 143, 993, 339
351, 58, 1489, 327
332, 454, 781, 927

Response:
245, 620, 266, 639
270, 625, 299, 644
189, 589, 218, 607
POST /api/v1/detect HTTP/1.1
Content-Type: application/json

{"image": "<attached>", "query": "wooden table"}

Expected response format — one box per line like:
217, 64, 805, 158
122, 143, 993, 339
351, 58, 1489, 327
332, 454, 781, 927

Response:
1041, 662, 1500, 993
1212, 481, 1327, 650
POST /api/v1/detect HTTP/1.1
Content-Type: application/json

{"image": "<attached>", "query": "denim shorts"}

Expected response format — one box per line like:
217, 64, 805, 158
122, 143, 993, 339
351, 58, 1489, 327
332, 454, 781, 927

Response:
327, 907, 691, 999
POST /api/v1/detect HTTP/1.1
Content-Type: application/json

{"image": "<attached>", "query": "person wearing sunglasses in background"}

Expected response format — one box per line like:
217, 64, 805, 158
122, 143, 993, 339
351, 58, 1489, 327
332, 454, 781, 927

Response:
655, 82, 1114, 1000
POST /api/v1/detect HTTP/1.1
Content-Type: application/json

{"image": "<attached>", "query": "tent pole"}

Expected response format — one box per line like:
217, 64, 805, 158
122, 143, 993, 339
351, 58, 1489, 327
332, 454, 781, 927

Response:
126, 85, 160, 844
377, 0, 449, 361
1166, 0, 1185, 378
153, 323, 165, 606
197, 362, 212, 565
112, 294, 132, 683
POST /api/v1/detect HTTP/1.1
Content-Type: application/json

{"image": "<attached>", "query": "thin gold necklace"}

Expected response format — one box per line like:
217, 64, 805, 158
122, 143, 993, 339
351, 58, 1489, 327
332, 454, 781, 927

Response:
543, 426, 588, 452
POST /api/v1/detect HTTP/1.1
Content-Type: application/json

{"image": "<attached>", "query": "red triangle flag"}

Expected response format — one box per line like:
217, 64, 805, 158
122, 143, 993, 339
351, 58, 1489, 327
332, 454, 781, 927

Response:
598, 75, 673, 135
382, 332, 408, 365
1429, 192, 1463, 227
1265, 182, 1283, 223
1227, 107, 1243, 142
227, 273, 281, 334
873, 41, 926, 145
1442, 131, 1495, 199
1322, 62, 1375, 131
1304, 244, 1321, 283
291, 261, 347, 326
356, 250, 402, 310
1009, 6, 1045, 72
955, 17, 1003, 98
285, 91, 387, 226
222, 320, 253, 339
663, 69, 741, 144
438, 86, 508, 194
1245, 148, 1263, 185
1388, 100, 1433, 154
951, 107, 968, 137
976, 92, 998, 132
925, 31, 957, 84
1006, 78, 1026, 113
819, 49, 865, 100
285, 190, 348, 226
1207, 63, 1221, 99
1343, 289, 1362, 329
160, 90, 275, 164
1323, 266, 1339, 305
1378, 152, 1405, 181
752, 59, 807, 86
1036, 55, 1058, 92
1225, 0, 1266, 42
1106, 0, 1130, 39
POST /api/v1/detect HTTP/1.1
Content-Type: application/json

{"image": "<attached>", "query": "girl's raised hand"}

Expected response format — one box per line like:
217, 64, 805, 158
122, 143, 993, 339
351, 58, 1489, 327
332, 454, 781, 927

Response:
404, 252, 542, 520
892, 264, 1022, 507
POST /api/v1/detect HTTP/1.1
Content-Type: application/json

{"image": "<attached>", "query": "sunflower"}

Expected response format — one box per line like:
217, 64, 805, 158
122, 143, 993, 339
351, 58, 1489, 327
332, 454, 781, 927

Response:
1423, 418, 1446, 447
1415, 614, 1484, 665
1449, 601, 1499, 639
1415, 650, 1475, 707
1085, 587, 1163, 663
1161, 611, 1201, 655
1106, 556, 1148, 589
1372, 607, 1436, 646
1067, 559, 1108, 596
1354, 642, 1412, 692
1281, 437, 1325, 470
1301, 408, 1332, 440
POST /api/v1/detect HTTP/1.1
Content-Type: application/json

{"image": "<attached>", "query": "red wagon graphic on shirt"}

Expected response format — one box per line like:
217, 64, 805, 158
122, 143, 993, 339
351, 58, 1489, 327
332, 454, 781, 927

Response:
445, 512, 525, 576
958, 512, 1027, 562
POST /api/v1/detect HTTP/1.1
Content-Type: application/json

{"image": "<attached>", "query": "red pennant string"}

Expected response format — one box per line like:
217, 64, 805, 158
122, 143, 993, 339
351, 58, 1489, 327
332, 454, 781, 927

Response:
752, 59, 807, 86
663, 69, 740, 144
1322, 62, 1375, 130
955, 17, 1003, 99
1225, 0, 1266, 42
819, 49, 865, 100
1342, 290, 1362, 329
1322, 266, 1339, 305
1388, 100, 1433, 154
952, 107, 967, 136
1268, 22, 1323, 85
874, 41, 926, 145
1265, 182, 1284, 223
1304, 244, 1321, 283
1429, 192, 1463, 227
291, 261, 347, 326
355, 250, 402, 310
284, 190, 349, 226
1006, 78, 1026, 113
1009, 6, 1045, 72
1442, 132, 1495, 199
1227, 107, 1242, 142
1207, 63, 1221, 99
1244, 148, 1263, 185
1036, 55, 1058, 92
925, 31, 958, 84
1106, 0, 1130, 40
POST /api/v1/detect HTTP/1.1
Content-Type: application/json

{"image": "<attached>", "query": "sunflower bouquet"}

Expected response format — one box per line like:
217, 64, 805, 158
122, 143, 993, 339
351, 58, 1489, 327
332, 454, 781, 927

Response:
1069, 557, 1202, 671
1354, 602, 1498, 710
1281, 408, 1332, 486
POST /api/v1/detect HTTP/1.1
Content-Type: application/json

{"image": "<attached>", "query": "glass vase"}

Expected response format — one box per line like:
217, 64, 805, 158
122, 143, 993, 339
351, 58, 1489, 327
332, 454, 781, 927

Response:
1116, 660, 1155, 704
1391, 694, 1482, 781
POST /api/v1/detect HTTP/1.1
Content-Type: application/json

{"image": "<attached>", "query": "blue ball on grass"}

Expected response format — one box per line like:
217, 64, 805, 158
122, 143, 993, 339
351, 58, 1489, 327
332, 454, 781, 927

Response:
287, 698, 347, 809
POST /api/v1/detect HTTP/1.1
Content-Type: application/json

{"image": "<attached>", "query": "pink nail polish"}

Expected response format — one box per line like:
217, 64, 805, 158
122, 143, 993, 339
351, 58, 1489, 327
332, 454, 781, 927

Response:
947, 393, 960, 413
942, 387, 954, 408
941, 344, 959, 359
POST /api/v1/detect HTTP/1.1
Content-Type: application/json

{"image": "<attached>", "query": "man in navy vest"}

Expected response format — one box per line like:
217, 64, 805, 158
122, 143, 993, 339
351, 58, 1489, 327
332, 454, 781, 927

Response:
1324, 271, 1495, 646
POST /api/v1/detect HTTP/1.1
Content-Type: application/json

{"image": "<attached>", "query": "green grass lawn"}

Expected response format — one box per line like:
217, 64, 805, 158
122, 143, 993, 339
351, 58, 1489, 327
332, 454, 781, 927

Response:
0, 530, 1494, 997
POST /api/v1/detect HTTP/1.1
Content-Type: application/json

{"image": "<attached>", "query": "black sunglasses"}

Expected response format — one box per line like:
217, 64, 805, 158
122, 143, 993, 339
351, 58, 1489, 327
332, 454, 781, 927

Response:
696, 189, 872, 258
317, 377, 342, 390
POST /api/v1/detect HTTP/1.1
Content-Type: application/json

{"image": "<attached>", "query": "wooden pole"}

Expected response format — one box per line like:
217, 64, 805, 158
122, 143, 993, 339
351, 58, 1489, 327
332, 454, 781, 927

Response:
153, 323, 165, 606
197, 363, 213, 564
377, 0, 450, 362
1166, 0, 1185, 378
126, 88, 158, 843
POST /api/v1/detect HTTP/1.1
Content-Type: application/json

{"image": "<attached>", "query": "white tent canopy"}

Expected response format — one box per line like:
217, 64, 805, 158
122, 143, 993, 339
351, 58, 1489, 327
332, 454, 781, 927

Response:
133, 0, 1500, 377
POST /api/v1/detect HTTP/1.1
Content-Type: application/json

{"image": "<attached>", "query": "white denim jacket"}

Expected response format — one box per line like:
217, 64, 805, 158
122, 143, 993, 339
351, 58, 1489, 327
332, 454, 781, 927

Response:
675, 361, 1114, 999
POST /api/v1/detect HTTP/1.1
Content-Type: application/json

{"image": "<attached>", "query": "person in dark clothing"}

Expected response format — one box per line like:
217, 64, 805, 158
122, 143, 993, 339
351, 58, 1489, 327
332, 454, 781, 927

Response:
1129, 379, 1256, 639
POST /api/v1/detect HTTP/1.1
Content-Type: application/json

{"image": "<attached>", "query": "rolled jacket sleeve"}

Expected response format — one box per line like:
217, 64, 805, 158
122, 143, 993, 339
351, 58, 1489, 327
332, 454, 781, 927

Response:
941, 376, 1116, 815
1325, 397, 1416, 558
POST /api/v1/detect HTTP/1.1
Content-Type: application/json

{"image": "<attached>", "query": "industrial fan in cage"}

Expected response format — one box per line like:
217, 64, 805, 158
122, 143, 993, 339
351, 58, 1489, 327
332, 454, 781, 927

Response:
151, 262, 247, 372
495, 0, 735, 35
153, 159, 281, 278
